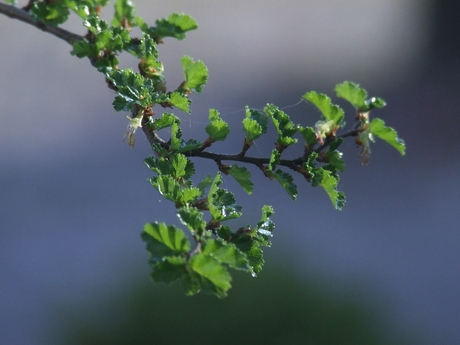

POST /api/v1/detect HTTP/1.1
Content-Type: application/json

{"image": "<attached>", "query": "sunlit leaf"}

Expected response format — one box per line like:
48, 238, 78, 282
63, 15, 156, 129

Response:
369, 118, 406, 155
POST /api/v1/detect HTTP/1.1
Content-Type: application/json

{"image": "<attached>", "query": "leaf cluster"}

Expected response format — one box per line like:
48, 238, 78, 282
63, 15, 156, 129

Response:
2, 0, 405, 297
143, 144, 274, 297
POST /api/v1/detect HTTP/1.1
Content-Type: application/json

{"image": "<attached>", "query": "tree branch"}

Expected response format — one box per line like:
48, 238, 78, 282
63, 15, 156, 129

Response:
141, 122, 359, 174
0, 2, 361, 173
0, 3, 83, 44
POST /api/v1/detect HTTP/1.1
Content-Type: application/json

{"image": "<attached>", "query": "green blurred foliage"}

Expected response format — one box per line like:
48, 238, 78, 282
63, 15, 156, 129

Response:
60, 266, 417, 345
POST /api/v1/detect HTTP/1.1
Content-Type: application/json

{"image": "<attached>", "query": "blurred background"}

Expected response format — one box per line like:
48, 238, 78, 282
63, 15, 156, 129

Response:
1, 0, 459, 344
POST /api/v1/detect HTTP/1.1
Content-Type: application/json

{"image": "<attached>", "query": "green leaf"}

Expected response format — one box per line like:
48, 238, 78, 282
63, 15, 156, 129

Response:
147, 13, 198, 40
5, 0, 17, 5
133, 35, 164, 79
334, 81, 367, 110
170, 122, 182, 151
265, 169, 297, 201
144, 153, 194, 179
230, 234, 264, 276
141, 222, 190, 261
112, 0, 137, 27
126, 33, 159, 59
177, 207, 206, 236
302, 153, 321, 186
144, 156, 170, 175
151, 113, 180, 130
365, 97, 386, 111
150, 143, 170, 157
30, 2, 70, 26
329, 137, 343, 151
181, 55, 208, 93
302, 156, 345, 210
205, 109, 230, 142
216, 225, 232, 241
170, 153, 188, 178
303, 91, 344, 126
170, 92, 190, 113
264, 104, 297, 148
335, 82, 386, 112
228, 165, 254, 194
190, 253, 232, 298
254, 205, 275, 246
180, 187, 202, 204
242, 107, 268, 143
267, 149, 280, 171
208, 174, 242, 221
260, 205, 275, 219
320, 170, 346, 210
298, 126, 318, 150
149, 256, 187, 284
70, 40, 99, 58
202, 239, 250, 271
106, 69, 159, 109
369, 118, 406, 155
324, 150, 345, 173
67, 1, 91, 20
177, 139, 202, 153
197, 175, 213, 196
149, 175, 182, 204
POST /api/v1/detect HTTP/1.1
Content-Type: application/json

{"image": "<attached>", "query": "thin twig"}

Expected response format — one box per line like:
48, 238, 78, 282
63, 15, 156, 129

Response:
0, 3, 83, 44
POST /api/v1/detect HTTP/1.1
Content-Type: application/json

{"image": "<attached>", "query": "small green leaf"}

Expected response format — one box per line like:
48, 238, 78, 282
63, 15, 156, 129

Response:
190, 253, 232, 298
369, 118, 405, 155
112, 0, 137, 27
106, 69, 157, 109
151, 113, 180, 130
365, 97, 386, 111
170, 153, 188, 178
144, 156, 170, 175
70, 40, 98, 58
335, 82, 386, 112
208, 174, 242, 221
170, 122, 182, 151
170, 92, 190, 113
320, 170, 345, 210
180, 187, 202, 204
216, 226, 232, 240
147, 13, 198, 40
267, 149, 280, 171
230, 234, 264, 276
255, 205, 275, 246
298, 126, 318, 150
67, 2, 91, 20
202, 239, 250, 272
334, 81, 367, 110
177, 207, 206, 236
303, 91, 344, 126
181, 55, 208, 93
302, 156, 345, 210
264, 104, 297, 147
205, 109, 230, 142
197, 175, 213, 195
30, 1, 70, 26
265, 169, 298, 201
242, 107, 268, 143
228, 165, 254, 194
149, 175, 182, 204
177, 139, 202, 153
149, 256, 187, 284
325, 150, 345, 173
142, 222, 190, 260
260, 205, 275, 219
